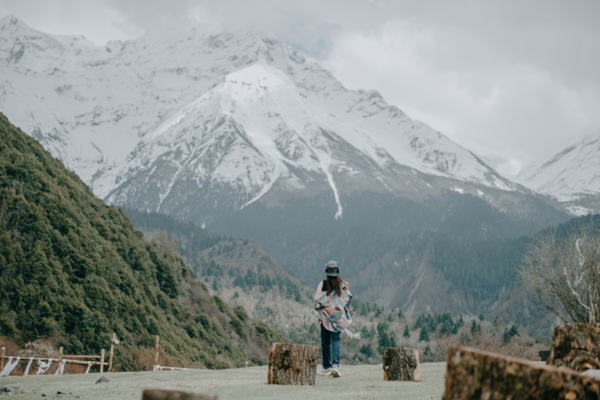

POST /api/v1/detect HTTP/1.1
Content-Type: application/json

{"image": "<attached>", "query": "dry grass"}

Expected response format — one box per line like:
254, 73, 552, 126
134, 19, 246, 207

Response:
426, 330, 541, 362
132, 346, 196, 371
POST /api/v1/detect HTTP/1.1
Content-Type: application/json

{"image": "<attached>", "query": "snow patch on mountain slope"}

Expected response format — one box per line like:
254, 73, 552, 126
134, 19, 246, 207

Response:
517, 133, 600, 202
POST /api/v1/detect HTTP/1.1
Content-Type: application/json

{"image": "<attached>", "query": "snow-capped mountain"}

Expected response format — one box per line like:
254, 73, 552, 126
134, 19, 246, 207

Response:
0, 15, 565, 230
517, 133, 600, 215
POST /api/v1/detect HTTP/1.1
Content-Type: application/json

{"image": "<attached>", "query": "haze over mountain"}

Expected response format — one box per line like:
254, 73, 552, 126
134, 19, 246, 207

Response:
517, 132, 600, 216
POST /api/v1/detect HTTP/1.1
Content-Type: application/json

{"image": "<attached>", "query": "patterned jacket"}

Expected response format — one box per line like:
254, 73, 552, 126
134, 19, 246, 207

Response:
314, 279, 353, 332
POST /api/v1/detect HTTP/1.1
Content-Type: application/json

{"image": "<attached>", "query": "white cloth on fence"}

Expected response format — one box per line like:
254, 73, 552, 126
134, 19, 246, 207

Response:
37, 358, 53, 375
55, 359, 66, 375
153, 364, 189, 372
85, 361, 91, 374
0, 356, 21, 377
24, 358, 34, 376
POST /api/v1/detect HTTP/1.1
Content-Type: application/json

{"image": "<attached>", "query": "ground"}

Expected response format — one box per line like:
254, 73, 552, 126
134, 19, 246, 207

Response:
1, 363, 446, 400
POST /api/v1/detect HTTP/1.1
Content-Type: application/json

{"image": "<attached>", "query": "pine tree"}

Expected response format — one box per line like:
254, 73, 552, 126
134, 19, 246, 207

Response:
403, 324, 410, 338
470, 320, 481, 335
389, 332, 397, 348
502, 327, 511, 343
397, 308, 405, 321
377, 331, 390, 354
419, 327, 430, 342
441, 320, 453, 336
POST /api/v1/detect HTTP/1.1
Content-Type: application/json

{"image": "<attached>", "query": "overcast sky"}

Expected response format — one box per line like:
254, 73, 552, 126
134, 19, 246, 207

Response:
1, 0, 599, 176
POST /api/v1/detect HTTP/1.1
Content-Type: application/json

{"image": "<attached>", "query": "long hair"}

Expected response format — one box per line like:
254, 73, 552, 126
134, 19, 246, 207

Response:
325, 275, 343, 297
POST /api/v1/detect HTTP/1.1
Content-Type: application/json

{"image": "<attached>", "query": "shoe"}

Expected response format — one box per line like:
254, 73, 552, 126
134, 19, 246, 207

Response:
330, 368, 341, 377
317, 368, 332, 376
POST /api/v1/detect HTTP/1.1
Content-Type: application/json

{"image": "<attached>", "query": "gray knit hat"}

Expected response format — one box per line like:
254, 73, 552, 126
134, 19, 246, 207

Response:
325, 260, 340, 277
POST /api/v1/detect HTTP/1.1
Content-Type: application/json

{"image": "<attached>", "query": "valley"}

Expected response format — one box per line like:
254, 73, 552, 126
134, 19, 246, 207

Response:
0, 14, 597, 358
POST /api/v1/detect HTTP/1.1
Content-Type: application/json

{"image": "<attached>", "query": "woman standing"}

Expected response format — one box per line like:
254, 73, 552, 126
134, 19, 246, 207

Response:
314, 260, 353, 377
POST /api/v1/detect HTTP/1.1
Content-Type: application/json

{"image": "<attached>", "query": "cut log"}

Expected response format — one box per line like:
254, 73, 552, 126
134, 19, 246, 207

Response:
443, 346, 600, 400
142, 389, 216, 400
382, 348, 420, 382
548, 323, 600, 372
267, 343, 320, 385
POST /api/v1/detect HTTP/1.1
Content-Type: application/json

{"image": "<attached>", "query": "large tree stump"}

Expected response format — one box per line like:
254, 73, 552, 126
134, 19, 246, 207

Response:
548, 323, 600, 372
142, 389, 216, 400
443, 346, 600, 400
382, 348, 420, 382
267, 343, 320, 385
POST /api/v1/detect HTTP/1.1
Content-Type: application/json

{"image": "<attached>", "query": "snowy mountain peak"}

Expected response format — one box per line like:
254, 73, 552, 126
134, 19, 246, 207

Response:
0, 17, 539, 223
0, 15, 30, 33
517, 132, 600, 213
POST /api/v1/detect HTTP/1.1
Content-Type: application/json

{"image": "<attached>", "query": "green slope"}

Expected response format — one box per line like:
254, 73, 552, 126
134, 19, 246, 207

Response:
0, 113, 283, 370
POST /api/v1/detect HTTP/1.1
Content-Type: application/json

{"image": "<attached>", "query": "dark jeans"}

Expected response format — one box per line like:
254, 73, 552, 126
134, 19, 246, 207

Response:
320, 324, 341, 369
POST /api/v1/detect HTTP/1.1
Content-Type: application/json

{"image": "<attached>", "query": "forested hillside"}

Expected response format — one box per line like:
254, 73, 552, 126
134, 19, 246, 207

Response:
0, 113, 283, 370
123, 208, 316, 336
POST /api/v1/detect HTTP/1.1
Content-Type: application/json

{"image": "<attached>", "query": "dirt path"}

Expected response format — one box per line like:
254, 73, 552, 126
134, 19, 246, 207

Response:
1, 363, 446, 400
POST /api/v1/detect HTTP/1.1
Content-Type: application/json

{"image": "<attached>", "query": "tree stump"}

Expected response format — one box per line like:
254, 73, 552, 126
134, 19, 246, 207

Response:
382, 348, 420, 382
267, 343, 320, 385
443, 346, 600, 400
548, 323, 600, 372
142, 389, 216, 400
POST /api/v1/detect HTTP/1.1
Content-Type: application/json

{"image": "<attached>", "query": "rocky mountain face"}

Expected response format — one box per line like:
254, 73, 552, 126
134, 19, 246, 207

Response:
517, 133, 600, 216
0, 16, 572, 334
0, 15, 564, 225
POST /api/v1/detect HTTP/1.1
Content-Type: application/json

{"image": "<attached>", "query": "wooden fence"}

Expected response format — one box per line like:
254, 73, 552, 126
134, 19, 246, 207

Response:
0, 333, 120, 377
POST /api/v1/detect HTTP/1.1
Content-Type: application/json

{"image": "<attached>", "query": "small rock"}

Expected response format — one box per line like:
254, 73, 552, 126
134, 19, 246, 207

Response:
95, 375, 114, 384
582, 369, 600, 379
0, 384, 22, 395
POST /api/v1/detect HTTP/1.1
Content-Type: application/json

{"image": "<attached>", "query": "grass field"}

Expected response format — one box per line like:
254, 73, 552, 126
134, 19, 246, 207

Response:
1, 362, 447, 399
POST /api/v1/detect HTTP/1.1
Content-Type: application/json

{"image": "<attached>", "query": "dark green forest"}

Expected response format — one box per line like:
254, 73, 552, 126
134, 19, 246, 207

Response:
0, 113, 283, 370
123, 207, 308, 304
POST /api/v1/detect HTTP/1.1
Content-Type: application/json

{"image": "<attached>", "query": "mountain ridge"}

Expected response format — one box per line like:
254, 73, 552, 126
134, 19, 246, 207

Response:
516, 132, 600, 215
0, 15, 559, 228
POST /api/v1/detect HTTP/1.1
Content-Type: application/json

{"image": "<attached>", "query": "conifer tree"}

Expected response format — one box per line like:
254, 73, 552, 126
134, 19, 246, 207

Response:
419, 326, 430, 341
403, 324, 410, 338
397, 308, 405, 321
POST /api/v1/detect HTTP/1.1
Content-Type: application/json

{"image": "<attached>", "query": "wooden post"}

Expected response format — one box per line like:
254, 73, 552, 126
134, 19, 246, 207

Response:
100, 349, 105, 373
108, 333, 120, 372
548, 323, 600, 372
58, 347, 63, 375
383, 348, 420, 382
443, 346, 600, 400
267, 343, 320, 385
155, 335, 160, 366
1, 347, 4, 372
109, 343, 114, 373
142, 389, 216, 400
